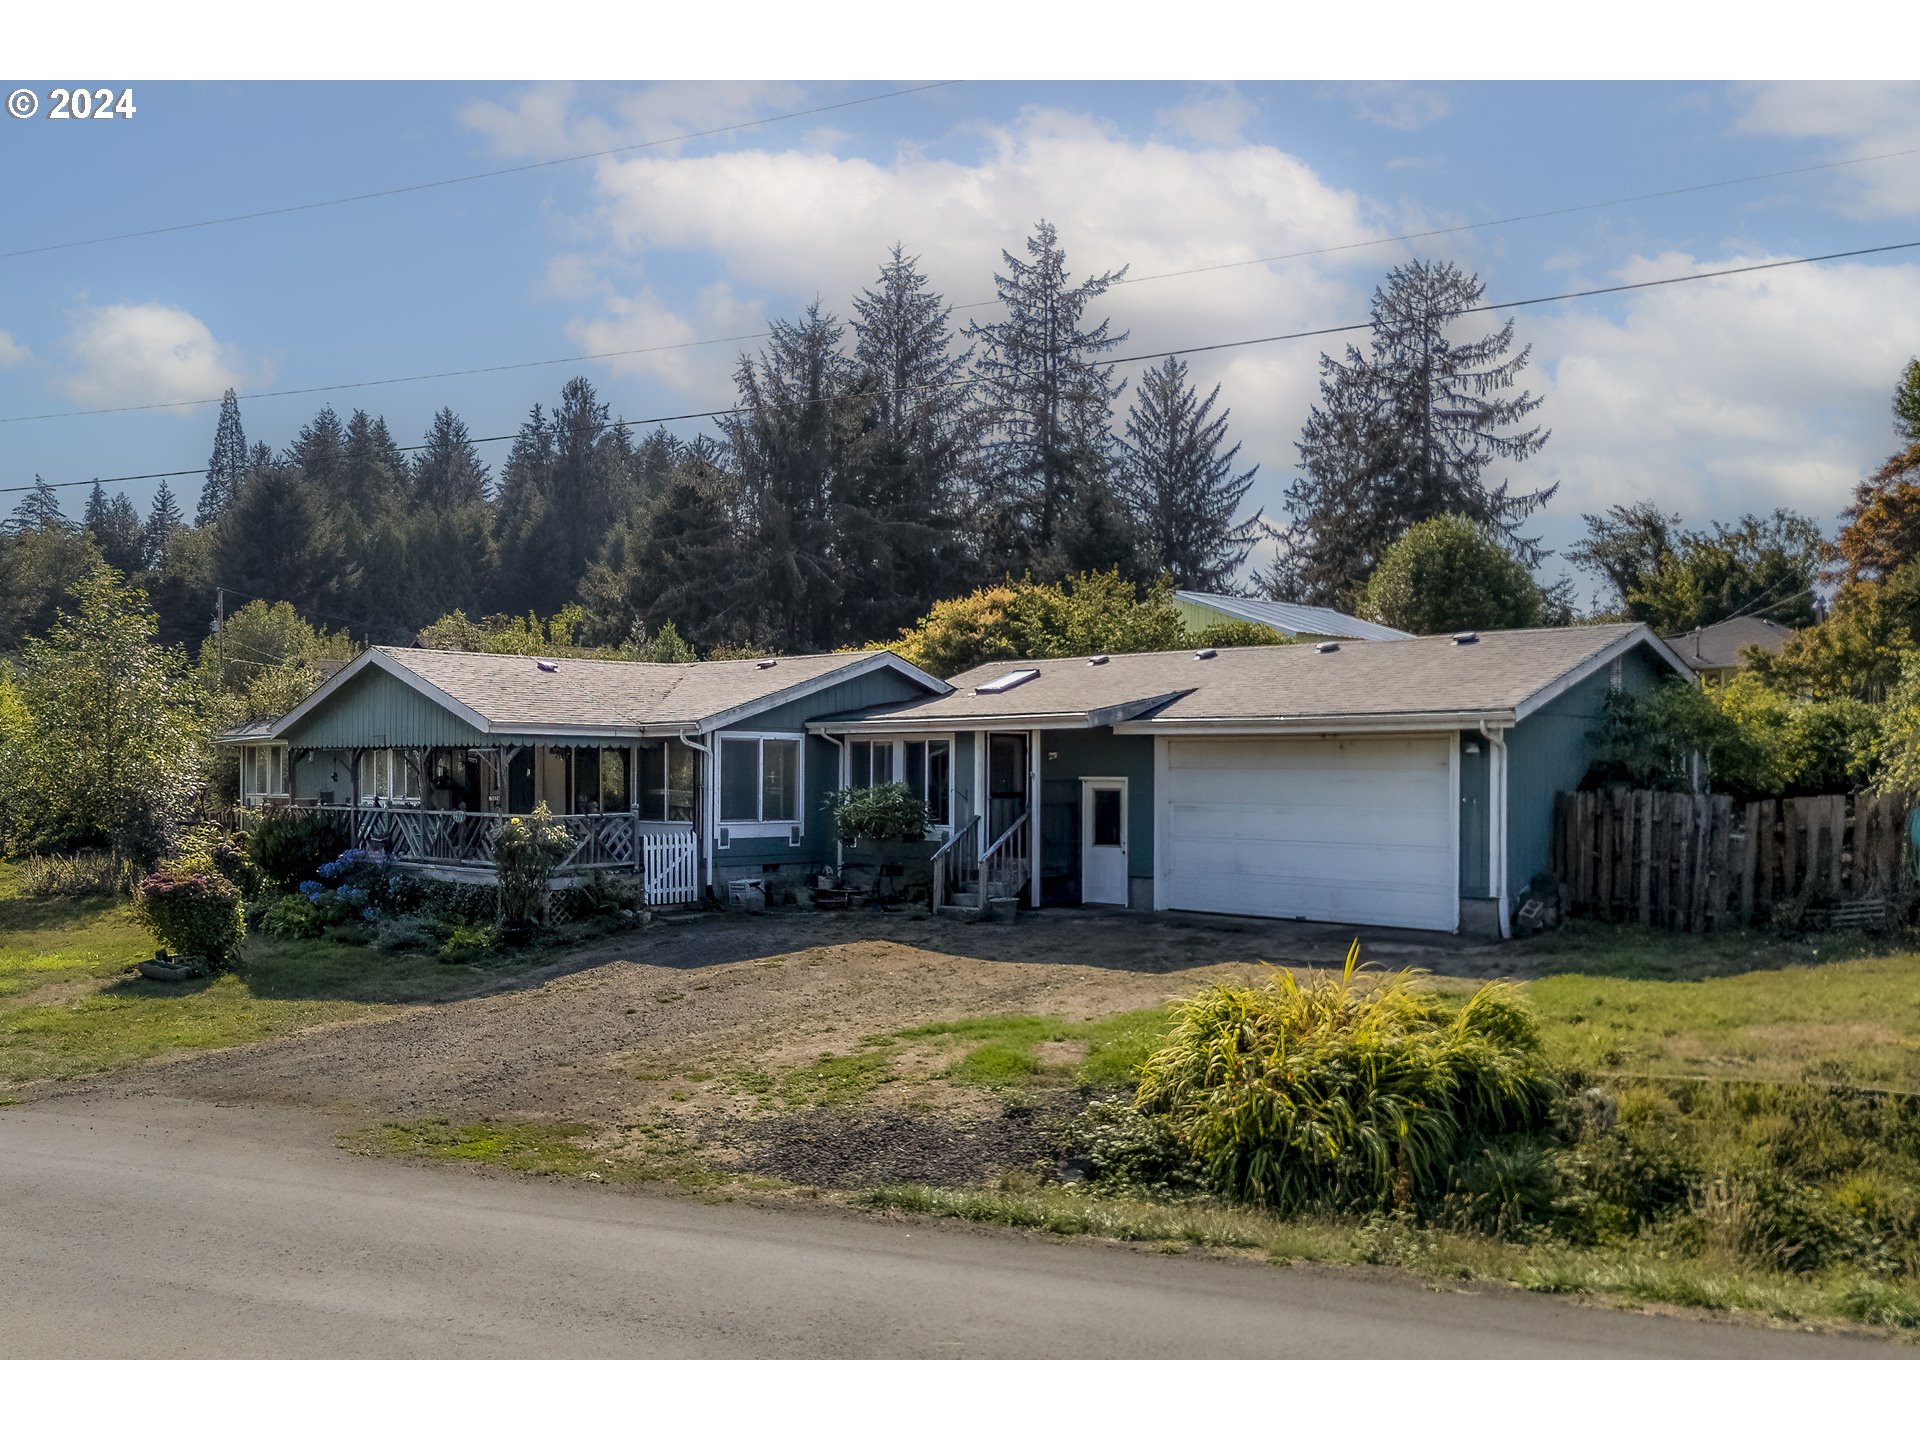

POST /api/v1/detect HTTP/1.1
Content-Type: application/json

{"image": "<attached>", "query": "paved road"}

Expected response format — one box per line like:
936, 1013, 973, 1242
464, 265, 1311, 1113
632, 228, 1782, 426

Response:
0, 1098, 1905, 1359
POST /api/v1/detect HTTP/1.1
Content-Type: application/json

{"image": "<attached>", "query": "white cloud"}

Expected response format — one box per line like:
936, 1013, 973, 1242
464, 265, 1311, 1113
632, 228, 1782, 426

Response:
1736, 81, 1920, 217
0, 330, 28, 367
563, 282, 766, 396
1155, 84, 1257, 145
460, 80, 808, 161
1527, 251, 1920, 572
55, 302, 255, 407
1337, 82, 1452, 131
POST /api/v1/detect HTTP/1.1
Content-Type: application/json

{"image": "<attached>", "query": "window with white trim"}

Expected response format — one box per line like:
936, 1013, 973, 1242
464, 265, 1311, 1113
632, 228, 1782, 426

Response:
242, 744, 290, 803
845, 736, 953, 829
358, 748, 423, 804
718, 734, 802, 829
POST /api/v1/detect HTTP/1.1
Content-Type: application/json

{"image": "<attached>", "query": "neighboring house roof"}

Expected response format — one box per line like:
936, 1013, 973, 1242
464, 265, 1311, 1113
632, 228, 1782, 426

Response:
1174, 590, 1413, 642
1663, 616, 1794, 673
812, 624, 1690, 733
260, 646, 948, 742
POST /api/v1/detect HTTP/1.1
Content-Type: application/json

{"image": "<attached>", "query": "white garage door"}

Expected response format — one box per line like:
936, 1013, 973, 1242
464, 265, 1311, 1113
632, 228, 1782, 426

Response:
1160, 735, 1458, 931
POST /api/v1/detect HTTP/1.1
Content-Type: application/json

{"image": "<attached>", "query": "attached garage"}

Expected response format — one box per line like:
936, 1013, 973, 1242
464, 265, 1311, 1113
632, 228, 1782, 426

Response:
1156, 734, 1458, 931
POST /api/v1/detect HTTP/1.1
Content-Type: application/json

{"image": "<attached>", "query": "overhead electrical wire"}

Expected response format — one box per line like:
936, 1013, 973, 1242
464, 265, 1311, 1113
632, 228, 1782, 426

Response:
0, 81, 960, 261
4, 144, 1916, 427
6, 237, 1917, 498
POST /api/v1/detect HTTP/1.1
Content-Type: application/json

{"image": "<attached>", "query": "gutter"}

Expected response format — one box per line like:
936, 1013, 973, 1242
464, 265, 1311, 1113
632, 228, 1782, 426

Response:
1113, 710, 1514, 736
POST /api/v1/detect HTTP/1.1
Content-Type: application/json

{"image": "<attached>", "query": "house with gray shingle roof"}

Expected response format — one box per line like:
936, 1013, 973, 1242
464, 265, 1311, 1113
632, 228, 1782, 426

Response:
225, 624, 1690, 934
813, 623, 1690, 938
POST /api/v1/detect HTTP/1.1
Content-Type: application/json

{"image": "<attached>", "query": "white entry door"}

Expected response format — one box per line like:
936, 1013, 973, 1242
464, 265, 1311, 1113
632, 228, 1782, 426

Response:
1080, 777, 1129, 906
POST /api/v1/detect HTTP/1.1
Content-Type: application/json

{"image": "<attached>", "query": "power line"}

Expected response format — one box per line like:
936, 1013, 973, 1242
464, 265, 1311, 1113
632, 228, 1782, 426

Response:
7, 144, 1916, 428
6, 237, 1916, 498
0, 82, 959, 261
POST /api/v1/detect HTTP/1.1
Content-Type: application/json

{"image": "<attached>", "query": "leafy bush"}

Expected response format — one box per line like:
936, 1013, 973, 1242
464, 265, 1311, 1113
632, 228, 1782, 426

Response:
1132, 944, 1559, 1212
494, 805, 573, 933
439, 923, 495, 961
824, 783, 929, 845
248, 809, 348, 889
176, 824, 261, 897
413, 876, 500, 926
372, 914, 449, 953
259, 892, 325, 939
571, 870, 639, 917
18, 849, 140, 897
1442, 1138, 1559, 1237
135, 869, 245, 969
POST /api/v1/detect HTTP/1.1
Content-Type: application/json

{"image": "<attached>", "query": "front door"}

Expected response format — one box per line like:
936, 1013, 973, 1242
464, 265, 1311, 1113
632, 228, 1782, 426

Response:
987, 732, 1029, 841
1080, 777, 1128, 906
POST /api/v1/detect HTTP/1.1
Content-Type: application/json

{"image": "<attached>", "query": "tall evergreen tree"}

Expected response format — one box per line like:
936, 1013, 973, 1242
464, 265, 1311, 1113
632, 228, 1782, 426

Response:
81, 481, 146, 575
197, 388, 248, 526
142, 480, 185, 570
965, 220, 1131, 580
492, 380, 635, 616
289, 406, 348, 496
845, 243, 979, 639
1121, 355, 1259, 591
411, 407, 491, 509
337, 409, 409, 520
212, 457, 356, 626
721, 304, 864, 652
1265, 259, 1552, 607
7, 476, 69, 534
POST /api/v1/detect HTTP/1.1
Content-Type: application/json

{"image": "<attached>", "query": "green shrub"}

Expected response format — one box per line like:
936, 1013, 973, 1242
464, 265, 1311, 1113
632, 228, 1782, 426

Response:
1132, 944, 1559, 1212
413, 876, 498, 926
259, 892, 325, 940
439, 924, 495, 962
248, 809, 348, 888
494, 805, 573, 933
1443, 1138, 1558, 1237
18, 849, 139, 897
824, 783, 929, 845
571, 870, 639, 916
1062, 1097, 1201, 1196
372, 914, 449, 953
135, 869, 245, 969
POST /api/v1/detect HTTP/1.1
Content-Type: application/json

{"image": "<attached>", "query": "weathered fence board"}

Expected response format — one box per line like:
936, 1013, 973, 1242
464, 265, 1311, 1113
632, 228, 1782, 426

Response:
1554, 788, 1913, 932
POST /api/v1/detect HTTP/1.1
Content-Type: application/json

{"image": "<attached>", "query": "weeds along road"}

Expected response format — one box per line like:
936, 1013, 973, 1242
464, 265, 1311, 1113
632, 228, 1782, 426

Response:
1, 1097, 1907, 1360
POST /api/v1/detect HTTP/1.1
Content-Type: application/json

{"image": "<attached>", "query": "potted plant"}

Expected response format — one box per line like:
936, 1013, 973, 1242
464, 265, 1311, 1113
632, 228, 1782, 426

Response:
823, 783, 931, 909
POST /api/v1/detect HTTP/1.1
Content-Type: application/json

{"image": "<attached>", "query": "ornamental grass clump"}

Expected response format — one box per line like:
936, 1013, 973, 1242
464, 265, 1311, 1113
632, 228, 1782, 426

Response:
1133, 942, 1558, 1214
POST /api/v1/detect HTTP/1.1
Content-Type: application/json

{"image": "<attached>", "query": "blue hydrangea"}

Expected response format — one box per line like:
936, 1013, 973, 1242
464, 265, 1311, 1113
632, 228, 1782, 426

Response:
337, 885, 368, 906
361, 906, 381, 924
298, 879, 326, 902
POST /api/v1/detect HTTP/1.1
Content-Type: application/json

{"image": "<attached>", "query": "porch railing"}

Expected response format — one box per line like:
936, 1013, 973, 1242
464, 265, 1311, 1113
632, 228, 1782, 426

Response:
929, 815, 982, 911
273, 804, 699, 905
979, 807, 1031, 913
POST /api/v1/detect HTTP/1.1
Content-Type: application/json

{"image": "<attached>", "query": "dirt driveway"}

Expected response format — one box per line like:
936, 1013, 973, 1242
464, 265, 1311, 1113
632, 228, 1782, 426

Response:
75, 907, 1495, 1189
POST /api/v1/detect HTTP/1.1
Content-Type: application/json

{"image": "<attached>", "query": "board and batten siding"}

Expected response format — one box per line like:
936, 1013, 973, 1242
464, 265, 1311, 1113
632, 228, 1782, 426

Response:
1504, 645, 1666, 891
282, 666, 490, 749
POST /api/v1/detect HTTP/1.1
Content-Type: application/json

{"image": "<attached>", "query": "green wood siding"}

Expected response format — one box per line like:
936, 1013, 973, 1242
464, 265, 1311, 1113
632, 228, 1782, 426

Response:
1504, 645, 1668, 890
283, 667, 490, 749
1458, 731, 1491, 898
1037, 727, 1155, 905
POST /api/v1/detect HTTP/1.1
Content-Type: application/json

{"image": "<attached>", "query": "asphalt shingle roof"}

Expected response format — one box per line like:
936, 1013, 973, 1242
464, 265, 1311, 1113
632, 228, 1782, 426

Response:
1662, 616, 1794, 672
369, 646, 927, 732
1174, 590, 1413, 642
820, 624, 1664, 728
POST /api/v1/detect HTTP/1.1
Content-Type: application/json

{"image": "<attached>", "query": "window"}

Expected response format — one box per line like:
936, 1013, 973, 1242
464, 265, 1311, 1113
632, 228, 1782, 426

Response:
1092, 788, 1123, 847
719, 734, 803, 828
358, 748, 421, 804
847, 736, 952, 828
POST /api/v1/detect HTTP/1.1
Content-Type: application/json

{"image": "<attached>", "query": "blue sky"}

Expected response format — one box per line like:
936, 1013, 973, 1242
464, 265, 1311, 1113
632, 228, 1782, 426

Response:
3, 79, 1917, 591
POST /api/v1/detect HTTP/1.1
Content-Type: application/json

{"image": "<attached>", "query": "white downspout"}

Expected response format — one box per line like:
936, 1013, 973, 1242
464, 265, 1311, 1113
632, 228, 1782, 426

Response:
678, 729, 714, 902
1480, 722, 1510, 940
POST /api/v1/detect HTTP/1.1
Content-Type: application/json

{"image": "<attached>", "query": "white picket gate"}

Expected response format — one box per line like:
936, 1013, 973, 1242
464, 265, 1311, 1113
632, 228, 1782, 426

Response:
640, 824, 700, 906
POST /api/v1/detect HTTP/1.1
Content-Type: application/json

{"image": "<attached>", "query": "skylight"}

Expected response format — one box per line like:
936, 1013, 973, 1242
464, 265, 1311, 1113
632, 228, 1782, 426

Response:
975, 667, 1040, 695
536, 660, 559, 673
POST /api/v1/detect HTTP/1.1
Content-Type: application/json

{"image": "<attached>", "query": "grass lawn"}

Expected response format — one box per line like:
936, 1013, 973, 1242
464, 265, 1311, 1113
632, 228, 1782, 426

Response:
0, 861, 523, 1094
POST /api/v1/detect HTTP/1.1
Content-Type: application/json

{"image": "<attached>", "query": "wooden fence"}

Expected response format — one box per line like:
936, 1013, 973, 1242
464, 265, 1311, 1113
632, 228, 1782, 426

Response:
1552, 789, 1913, 932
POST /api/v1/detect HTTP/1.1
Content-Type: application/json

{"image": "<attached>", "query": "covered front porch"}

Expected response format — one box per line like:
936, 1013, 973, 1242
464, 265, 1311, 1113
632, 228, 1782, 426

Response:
247, 738, 706, 905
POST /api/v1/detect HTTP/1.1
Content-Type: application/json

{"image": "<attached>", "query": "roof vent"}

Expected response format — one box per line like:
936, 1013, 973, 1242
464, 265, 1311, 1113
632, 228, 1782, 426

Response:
1087, 654, 1109, 666
1194, 648, 1218, 660
1452, 632, 1479, 646
975, 667, 1040, 696
755, 659, 777, 669
536, 660, 559, 673
1315, 641, 1340, 654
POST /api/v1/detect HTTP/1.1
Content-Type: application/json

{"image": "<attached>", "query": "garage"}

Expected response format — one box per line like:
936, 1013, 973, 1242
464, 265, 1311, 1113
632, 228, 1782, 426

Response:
1157, 734, 1458, 931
